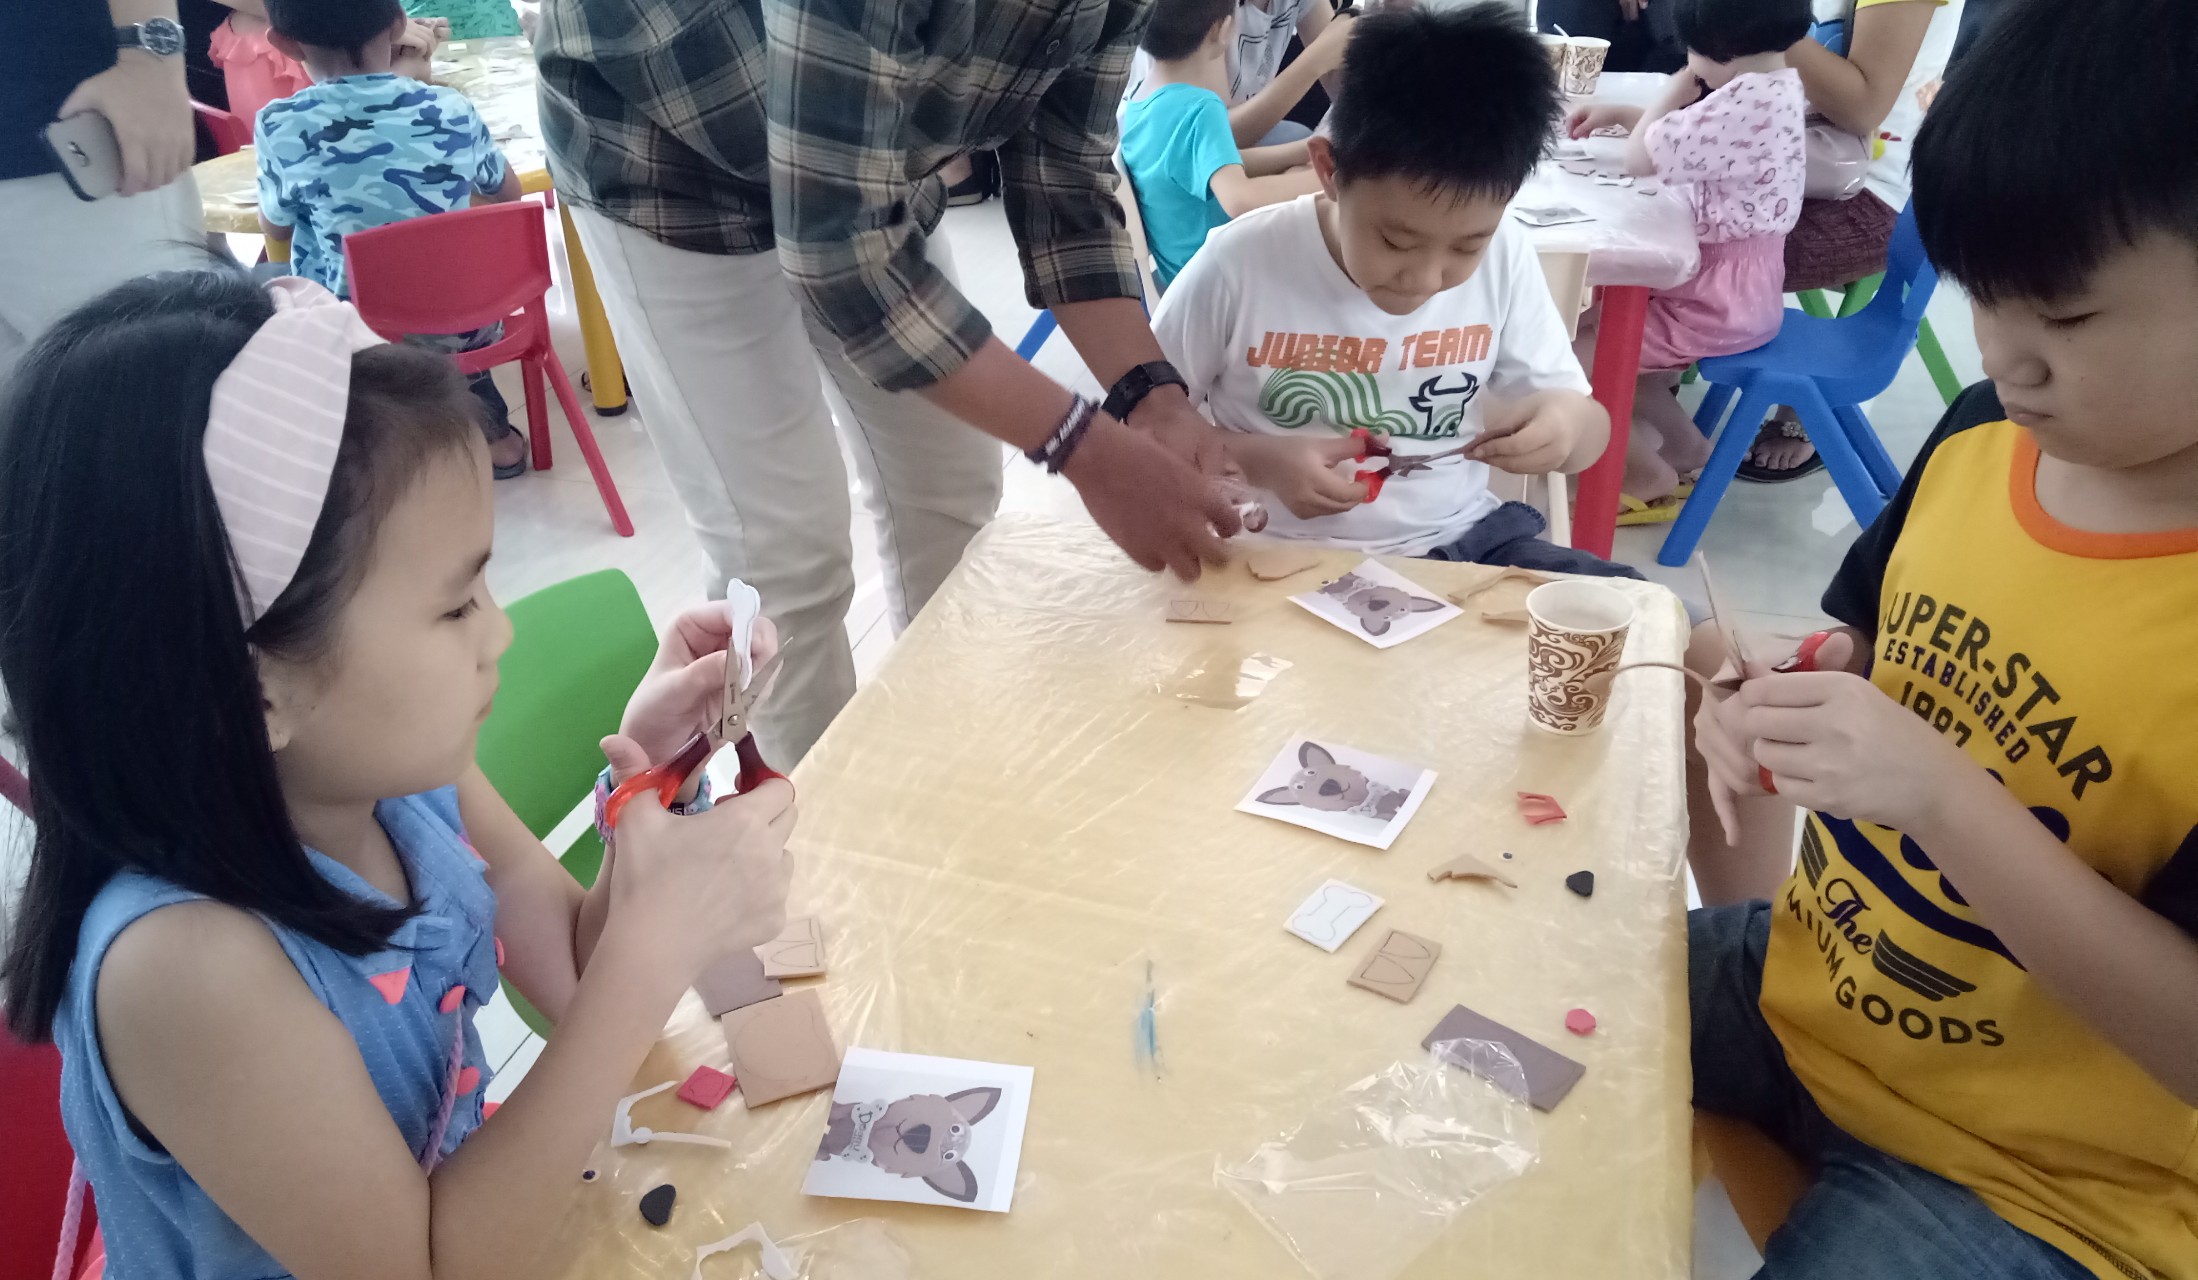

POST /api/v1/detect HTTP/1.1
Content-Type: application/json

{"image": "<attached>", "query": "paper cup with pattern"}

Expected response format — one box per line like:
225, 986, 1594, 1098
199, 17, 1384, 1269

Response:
1524, 580, 1634, 735
1561, 37, 1610, 96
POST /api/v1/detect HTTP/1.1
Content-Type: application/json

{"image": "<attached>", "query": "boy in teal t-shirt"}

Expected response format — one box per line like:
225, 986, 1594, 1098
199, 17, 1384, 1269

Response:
1119, 0, 1323, 289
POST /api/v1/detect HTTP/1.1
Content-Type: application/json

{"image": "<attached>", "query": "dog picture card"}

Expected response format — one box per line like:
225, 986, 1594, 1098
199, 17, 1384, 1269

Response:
803, 1048, 1034, 1215
1290, 559, 1462, 649
1237, 737, 1438, 850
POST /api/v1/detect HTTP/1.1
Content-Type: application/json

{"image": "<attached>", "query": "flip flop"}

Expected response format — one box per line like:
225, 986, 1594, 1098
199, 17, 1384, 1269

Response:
1735, 419, 1825, 484
1615, 493, 1685, 526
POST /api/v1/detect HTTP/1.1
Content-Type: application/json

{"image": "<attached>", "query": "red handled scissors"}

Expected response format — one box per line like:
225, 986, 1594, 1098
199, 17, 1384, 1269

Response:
603, 649, 786, 829
1348, 428, 1476, 501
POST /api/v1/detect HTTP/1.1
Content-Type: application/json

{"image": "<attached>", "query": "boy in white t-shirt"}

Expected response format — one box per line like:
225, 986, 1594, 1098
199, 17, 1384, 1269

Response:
1152, 5, 1634, 577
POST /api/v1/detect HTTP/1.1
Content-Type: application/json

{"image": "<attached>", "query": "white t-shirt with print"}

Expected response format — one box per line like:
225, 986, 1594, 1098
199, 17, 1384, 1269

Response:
1811, 0, 1964, 208
1151, 195, 1591, 556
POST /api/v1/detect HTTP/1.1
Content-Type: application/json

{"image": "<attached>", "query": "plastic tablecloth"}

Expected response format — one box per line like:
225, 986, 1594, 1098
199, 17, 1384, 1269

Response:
1519, 73, 1702, 291
549, 514, 1695, 1280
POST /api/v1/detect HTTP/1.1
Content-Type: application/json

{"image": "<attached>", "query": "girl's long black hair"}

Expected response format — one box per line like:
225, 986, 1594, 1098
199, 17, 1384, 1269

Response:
1, 269, 479, 1041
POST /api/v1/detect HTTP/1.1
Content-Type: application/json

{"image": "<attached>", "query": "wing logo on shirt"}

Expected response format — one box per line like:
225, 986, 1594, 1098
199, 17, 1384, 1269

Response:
1870, 930, 1978, 1002
1260, 369, 1467, 441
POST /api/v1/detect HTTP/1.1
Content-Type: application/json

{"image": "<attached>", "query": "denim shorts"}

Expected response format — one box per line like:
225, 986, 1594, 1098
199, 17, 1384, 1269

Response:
1419, 501, 1645, 580
1690, 902, 2094, 1279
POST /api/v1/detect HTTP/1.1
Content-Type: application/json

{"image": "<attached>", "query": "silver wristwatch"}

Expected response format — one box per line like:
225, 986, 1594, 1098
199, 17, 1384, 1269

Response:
115, 17, 186, 58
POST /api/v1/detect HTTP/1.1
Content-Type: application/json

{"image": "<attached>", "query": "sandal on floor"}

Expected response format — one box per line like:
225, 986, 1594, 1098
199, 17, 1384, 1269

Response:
487, 425, 527, 481
1735, 419, 1825, 484
1615, 493, 1686, 526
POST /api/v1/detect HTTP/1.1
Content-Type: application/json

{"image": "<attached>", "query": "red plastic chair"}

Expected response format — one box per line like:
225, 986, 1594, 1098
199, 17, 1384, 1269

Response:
2, 1033, 100, 1280
343, 203, 635, 536
191, 101, 250, 157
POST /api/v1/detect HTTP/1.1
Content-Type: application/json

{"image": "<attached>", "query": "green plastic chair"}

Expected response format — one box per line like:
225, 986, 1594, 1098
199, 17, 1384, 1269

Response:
1798, 274, 1964, 405
475, 569, 658, 1034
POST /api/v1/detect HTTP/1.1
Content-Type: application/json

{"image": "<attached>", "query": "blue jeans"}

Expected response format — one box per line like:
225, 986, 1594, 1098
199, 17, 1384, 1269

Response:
1690, 904, 2095, 1279
1419, 501, 1644, 580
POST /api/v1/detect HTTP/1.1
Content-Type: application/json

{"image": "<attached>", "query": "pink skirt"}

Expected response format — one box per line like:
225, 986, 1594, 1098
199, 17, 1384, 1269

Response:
1638, 234, 1788, 373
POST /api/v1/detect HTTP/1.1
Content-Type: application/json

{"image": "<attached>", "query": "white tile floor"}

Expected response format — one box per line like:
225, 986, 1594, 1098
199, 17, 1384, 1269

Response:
0, 200, 1971, 1270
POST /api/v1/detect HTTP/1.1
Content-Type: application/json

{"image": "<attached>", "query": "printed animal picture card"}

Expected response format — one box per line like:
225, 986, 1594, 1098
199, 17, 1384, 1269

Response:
1284, 879, 1385, 953
1237, 737, 1438, 849
1290, 559, 1461, 649
803, 1049, 1034, 1214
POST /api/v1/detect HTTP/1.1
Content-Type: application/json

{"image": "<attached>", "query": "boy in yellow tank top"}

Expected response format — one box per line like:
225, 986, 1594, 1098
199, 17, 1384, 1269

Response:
1686, 2, 2198, 1276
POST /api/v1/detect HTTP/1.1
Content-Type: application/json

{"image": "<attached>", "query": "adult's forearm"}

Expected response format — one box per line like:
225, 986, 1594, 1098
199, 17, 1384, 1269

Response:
917, 337, 1078, 452
1912, 769, 2198, 1103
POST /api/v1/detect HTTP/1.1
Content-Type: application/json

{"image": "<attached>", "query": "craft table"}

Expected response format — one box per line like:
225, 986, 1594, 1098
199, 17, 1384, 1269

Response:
1520, 71, 1702, 559
191, 38, 629, 415
550, 515, 1695, 1280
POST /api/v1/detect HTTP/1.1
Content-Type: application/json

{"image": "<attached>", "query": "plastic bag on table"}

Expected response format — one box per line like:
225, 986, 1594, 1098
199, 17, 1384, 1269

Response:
1214, 1039, 1540, 1280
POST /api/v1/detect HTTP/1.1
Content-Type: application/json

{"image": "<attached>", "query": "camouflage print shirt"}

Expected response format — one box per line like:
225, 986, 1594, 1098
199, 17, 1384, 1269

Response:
256, 74, 511, 297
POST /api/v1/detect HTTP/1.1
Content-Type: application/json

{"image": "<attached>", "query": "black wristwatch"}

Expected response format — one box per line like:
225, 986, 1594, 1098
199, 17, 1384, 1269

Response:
1102, 360, 1188, 424
116, 17, 186, 57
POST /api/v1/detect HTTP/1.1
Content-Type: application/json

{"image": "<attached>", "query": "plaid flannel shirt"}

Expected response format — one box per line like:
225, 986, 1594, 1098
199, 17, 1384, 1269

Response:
538, 0, 1150, 392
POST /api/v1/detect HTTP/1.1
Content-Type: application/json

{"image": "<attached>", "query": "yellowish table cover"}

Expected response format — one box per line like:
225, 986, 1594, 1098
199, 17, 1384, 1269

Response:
551, 514, 1695, 1279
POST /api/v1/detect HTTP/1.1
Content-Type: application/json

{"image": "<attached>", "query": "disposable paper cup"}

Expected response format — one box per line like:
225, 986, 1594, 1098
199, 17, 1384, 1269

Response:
1561, 36, 1610, 96
1524, 580, 1635, 735
1541, 34, 1570, 78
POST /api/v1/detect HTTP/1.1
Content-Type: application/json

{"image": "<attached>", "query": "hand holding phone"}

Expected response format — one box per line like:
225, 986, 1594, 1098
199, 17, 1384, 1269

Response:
44, 112, 124, 202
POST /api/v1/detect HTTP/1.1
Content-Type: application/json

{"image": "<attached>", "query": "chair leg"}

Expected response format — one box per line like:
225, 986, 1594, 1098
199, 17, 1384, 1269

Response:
1914, 318, 1964, 407
1834, 403, 1900, 496
1693, 381, 1739, 436
520, 356, 551, 473
1837, 273, 1884, 318
541, 345, 635, 537
1658, 382, 1779, 568
1014, 310, 1058, 362
1795, 383, 1887, 529
1796, 290, 1834, 320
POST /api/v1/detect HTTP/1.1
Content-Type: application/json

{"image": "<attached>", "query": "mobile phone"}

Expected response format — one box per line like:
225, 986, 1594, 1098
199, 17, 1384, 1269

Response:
44, 112, 124, 202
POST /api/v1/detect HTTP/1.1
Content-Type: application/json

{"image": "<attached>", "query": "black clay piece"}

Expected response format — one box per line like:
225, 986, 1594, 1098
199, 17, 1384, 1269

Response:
581, 1169, 597, 1182
1501, 851, 1514, 860
639, 1182, 676, 1227
1565, 871, 1595, 898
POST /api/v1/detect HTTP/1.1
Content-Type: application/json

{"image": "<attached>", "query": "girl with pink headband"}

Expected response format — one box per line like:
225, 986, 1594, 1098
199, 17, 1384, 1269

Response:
0, 272, 795, 1279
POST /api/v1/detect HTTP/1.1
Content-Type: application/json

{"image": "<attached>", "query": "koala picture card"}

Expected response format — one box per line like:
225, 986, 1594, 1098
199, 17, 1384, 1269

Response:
803, 1048, 1034, 1214
1289, 559, 1462, 649
1237, 737, 1438, 850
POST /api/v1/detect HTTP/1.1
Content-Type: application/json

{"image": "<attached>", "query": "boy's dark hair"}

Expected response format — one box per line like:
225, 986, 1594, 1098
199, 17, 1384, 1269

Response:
1670, 0, 1812, 64
1327, 4, 1559, 200
265, 0, 405, 62
0, 269, 480, 1042
1913, 0, 2198, 304
1142, 0, 1236, 62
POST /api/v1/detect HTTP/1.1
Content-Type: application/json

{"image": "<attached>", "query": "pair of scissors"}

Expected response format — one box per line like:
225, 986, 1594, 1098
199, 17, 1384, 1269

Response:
1347, 428, 1476, 501
1699, 554, 1834, 793
602, 649, 787, 830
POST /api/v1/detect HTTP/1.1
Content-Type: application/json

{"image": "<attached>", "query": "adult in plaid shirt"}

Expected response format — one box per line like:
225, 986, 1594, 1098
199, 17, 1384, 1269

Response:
540, 0, 1243, 762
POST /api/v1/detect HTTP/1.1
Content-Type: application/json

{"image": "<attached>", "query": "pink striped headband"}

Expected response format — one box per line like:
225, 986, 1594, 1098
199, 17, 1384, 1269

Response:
203, 278, 385, 625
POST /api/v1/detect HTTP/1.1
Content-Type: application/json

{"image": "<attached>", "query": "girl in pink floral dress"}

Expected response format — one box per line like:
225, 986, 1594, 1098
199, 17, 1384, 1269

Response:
1566, 0, 1811, 514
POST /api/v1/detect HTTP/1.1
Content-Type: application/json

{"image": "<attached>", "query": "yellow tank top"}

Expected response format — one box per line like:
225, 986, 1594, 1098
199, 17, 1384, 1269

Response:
1762, 415, 2198, 1280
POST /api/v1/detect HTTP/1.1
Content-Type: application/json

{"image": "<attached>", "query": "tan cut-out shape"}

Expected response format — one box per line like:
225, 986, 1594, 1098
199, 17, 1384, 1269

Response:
1243, 545, 1322, 582
754, 916, 826, 979
1167, 597, 1233, 624
721, 988, 841, 1107
1347, 929, 1442, 1004
694, 950, 780, 1016
1427, 852, 1518, 888
1450, 567, 1553, 625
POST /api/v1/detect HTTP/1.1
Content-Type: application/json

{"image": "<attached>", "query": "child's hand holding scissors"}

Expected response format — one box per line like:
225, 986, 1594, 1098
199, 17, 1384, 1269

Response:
1225, 431, 1367, 518
606, 602, 780, 783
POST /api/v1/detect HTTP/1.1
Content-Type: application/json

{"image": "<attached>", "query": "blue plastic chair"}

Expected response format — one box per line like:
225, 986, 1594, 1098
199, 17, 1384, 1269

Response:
1657, 203, 1939, 567
1015, 310, 1059, 360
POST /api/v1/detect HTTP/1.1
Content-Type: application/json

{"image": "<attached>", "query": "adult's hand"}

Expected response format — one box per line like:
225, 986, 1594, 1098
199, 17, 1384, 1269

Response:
1132, 390, 1243, 481
1062, 413, 1239, 580
58, 50, 192, 197
1619, 0, 1647, 21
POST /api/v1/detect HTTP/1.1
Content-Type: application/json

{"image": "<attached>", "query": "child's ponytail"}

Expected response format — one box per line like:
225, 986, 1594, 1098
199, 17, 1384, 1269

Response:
0, 269, 481, 1041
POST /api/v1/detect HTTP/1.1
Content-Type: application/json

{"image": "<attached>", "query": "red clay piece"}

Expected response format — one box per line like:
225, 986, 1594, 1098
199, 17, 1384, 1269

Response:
676, 1064, 738, 1111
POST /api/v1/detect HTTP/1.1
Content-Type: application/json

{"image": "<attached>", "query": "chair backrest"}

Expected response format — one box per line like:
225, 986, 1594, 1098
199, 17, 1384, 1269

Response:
1880, 201, 1940, 329
473, 569, 657, 884
192, 100, 250, 157
1111, 152, 1161, 308
344, 202, 553, 341
2, 1032, 97, 1280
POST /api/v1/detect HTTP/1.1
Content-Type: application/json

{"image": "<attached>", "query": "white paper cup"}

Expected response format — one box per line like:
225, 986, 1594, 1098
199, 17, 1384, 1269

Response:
1524, 580, 1635, 734
1560, 36, 1610, 95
